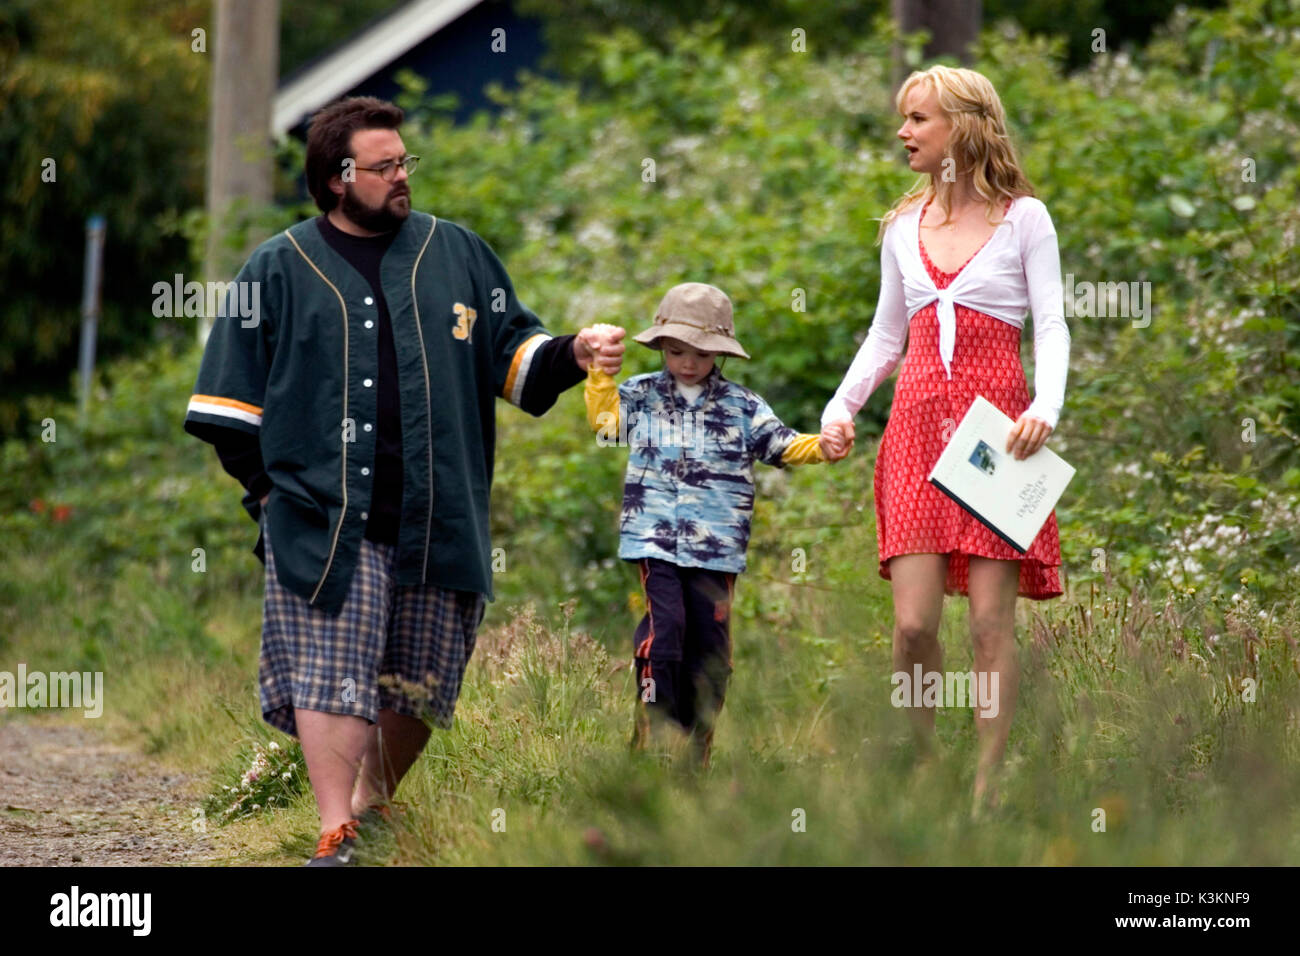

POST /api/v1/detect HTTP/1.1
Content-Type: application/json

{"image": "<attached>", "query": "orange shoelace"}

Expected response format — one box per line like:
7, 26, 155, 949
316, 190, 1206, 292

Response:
313, 819, 360, 858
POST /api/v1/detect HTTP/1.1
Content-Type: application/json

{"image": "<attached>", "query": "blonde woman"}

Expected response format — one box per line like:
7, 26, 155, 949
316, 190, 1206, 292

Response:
819, 65, 1070, 814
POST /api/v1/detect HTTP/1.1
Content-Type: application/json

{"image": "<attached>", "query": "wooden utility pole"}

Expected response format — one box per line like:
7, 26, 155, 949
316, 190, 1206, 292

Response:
891, 0, 982, 92
202, 0, 280, 343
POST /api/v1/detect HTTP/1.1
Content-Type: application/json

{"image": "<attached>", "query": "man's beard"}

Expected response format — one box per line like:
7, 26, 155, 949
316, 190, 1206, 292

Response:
339, 183, 410, 233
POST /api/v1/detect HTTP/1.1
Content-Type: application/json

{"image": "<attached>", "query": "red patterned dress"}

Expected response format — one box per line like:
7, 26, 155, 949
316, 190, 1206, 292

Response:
873, 197, 1063, 599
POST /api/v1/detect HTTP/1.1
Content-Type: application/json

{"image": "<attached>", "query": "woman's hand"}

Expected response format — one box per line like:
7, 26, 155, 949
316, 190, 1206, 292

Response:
820, 420, 855, 461
1006, 414, 1052, 460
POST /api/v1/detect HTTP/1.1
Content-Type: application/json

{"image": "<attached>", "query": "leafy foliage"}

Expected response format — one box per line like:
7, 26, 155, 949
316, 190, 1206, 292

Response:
0, 0, 207, 435
517, 0, 1229, 74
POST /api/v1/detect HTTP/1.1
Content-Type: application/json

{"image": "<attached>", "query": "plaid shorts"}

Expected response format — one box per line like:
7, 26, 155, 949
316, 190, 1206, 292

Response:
258, 512, 486, 738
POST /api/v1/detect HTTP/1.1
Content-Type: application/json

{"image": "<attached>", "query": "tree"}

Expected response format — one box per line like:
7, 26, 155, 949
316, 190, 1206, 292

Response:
202, 0, 281, 343
892, 0, 982, 88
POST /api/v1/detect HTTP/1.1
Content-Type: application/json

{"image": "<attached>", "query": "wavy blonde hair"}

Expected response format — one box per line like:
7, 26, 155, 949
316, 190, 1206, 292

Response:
874, 65, 1035, 245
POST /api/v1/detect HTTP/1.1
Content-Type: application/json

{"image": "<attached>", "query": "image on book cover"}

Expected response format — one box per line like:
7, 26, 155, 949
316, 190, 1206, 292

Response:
969, 439, 998, 476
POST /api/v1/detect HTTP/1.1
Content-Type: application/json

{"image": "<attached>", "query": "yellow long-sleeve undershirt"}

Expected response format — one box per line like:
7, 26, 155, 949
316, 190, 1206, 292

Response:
584, 366, 826, 465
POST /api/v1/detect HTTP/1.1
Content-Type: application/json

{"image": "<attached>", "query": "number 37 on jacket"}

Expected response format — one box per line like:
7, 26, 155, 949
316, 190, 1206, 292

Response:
452, 302, 478, 341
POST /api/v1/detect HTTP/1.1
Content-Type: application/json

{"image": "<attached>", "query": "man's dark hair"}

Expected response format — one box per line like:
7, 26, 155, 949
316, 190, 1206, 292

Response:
305, 96, 404, 212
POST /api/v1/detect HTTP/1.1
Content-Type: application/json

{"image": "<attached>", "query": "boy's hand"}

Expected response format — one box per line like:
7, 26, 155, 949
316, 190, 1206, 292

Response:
574, 324, 626, 375
820, 420, 854, 461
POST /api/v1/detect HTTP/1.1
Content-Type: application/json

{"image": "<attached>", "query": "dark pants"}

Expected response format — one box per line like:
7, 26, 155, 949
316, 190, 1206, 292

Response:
631, 558, 736, 749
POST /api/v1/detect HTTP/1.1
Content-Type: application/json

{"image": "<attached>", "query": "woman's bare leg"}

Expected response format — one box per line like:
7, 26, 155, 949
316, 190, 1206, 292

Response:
966, 556, 1021, 810
888, 554, 949, 755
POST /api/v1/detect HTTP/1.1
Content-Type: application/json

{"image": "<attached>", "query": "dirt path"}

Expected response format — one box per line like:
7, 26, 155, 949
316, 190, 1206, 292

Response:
0, 718, 219, 866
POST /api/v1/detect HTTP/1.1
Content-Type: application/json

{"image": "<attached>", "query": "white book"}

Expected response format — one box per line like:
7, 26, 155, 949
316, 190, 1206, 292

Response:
926, 395, 1075, 554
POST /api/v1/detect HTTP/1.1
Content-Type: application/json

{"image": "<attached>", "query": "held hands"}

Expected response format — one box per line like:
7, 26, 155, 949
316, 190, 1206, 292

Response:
574, 323, 626, 376
1006, 413, 1052, 460
820, 420, 855, 462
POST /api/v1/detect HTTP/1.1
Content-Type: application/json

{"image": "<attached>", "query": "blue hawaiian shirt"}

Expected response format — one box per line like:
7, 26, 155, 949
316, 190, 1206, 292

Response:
611, 366, 804, 572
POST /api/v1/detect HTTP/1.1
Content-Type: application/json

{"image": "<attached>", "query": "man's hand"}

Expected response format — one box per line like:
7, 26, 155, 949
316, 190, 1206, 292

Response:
1006, 413, 1052, 460
574, 324, 626, 376
260, 494, 269, 506
820, 420, 855, 461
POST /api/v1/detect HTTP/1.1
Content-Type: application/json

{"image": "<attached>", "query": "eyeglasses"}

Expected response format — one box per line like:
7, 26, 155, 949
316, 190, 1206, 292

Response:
353, 154, 420, 181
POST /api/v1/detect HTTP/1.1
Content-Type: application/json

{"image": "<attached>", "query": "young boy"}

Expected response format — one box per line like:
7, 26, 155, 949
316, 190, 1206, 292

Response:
584, 282, 845, 767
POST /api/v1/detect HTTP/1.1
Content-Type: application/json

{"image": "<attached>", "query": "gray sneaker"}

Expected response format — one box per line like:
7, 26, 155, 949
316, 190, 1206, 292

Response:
304, 819, 360, 867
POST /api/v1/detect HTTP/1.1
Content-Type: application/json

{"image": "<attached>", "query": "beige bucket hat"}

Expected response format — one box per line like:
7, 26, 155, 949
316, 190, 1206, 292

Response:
632, 282, 751, 359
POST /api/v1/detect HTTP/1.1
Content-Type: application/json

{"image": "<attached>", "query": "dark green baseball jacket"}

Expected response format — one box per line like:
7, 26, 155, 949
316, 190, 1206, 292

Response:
184, 211, 577, 616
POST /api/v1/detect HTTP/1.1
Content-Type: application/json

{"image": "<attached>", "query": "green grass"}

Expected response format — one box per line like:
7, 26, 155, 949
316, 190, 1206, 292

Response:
375, 581, 1299, 866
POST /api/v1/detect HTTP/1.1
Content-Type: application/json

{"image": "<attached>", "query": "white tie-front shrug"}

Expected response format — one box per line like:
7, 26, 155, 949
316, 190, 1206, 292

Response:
822, 195, 1071, 432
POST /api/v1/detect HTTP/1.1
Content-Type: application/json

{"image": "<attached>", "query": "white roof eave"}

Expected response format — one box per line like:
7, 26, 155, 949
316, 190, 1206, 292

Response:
272, 0, 483, 136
